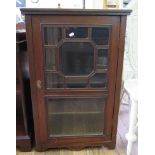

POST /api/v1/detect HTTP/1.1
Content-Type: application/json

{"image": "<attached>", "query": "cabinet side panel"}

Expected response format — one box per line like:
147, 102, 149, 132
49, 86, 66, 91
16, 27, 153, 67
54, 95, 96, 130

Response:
25, 15, 41, 149
16, 42, 28, 134
112, 16, 127, 142
104, 16, 120, 137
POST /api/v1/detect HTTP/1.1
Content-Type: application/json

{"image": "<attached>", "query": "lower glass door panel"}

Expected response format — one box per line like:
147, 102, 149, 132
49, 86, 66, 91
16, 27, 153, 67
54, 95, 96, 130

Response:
46, 97, 106, 137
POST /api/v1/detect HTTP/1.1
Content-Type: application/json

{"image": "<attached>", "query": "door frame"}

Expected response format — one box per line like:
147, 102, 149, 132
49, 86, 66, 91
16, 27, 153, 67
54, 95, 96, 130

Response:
29, 15, 120, 148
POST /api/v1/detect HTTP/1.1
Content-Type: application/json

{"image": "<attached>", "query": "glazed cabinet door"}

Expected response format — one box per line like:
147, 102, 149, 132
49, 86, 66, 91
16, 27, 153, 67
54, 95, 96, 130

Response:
30, 15, 120, 148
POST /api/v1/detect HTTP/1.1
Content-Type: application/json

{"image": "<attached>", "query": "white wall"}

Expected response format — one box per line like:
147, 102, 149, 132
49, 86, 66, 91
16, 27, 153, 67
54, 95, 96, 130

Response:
123, 0, 138, 80
26, 0, 83, 8
25, 0, 103, 9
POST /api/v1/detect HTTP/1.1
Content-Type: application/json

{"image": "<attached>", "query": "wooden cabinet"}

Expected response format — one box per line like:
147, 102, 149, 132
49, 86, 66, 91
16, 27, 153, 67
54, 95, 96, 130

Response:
21, 8, 131, 151
16, 31, 33, 151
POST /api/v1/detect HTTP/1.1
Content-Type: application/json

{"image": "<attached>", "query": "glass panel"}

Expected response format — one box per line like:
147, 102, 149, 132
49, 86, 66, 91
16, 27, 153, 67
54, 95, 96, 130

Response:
92, 27, 109, 45
97, 49, 108, 68
42, 26, 111, 89
66, 78, 87, 88
66, 27, 88, 38
60, 42, 94, 76
44, 27, 62, 45
46, 73, 64, 89
45, 48, 56, 70
90, 73, 107, 88
47, 97, 106, 137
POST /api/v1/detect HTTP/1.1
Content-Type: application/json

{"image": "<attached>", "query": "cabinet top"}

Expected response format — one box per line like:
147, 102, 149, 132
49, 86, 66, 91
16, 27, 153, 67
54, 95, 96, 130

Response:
20, 8, 132, 16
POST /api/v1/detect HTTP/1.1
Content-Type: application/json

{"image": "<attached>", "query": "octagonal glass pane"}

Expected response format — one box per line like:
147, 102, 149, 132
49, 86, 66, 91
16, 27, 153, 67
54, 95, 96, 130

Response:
65, 27, 88, 38
92, 27, 109, 45
97, 49, 108, 69
44, 27, 62, 45
46, 73, 64, 89
90, 73, 107, 88
45, 47, 56, 70
60, 42, 94, 76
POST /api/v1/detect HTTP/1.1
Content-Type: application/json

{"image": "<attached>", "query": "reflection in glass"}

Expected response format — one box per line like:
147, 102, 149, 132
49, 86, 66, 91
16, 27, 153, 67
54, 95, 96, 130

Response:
47, 97, 106, 137
44, 27, 62, 45
46, 73, 64, 88
92, 27, 109, 45
45, 48, 56, 70
60, 42, 94, 76
90, 73, 107, 88
66, 27, 88, 38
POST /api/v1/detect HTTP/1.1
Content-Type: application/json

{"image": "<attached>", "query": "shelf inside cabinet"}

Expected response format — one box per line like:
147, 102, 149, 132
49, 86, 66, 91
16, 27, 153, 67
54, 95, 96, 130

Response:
48, 113, 104, 137
47, 97, 106, 114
